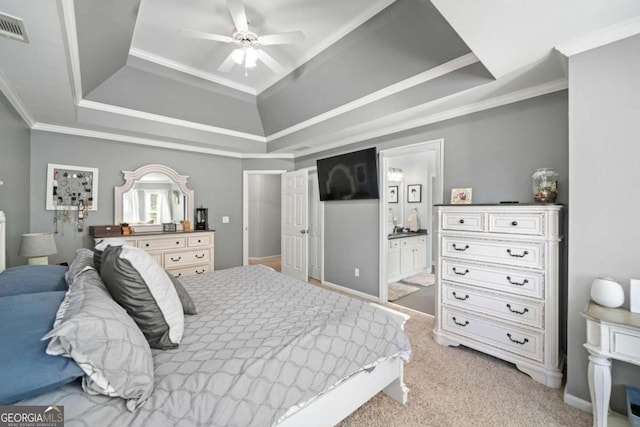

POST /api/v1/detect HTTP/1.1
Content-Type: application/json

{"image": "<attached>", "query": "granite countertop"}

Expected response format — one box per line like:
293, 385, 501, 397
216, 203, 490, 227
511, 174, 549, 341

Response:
388, 229, 428, 239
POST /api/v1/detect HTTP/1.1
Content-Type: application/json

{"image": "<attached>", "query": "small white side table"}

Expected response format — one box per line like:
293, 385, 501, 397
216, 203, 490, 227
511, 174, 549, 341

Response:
582, 302, 640, 427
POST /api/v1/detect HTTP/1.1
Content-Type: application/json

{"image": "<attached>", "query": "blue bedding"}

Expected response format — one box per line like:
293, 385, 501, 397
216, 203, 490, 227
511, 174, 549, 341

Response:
0, 265, 68, 296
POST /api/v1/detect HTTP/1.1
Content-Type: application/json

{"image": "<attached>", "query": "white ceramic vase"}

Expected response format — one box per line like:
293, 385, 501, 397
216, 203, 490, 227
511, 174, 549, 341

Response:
591, 278, 625, 308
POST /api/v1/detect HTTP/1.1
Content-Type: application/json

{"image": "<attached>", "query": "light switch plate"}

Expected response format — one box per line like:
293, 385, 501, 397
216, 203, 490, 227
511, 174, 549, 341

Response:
222, 216, 230, 224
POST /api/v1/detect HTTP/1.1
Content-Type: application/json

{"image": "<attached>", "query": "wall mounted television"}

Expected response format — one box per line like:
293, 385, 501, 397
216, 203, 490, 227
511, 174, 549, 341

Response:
316, 147, 379, 201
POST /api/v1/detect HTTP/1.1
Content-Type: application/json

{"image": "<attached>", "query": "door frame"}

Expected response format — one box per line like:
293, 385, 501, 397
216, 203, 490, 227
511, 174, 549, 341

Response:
242, 170, 287, 265
378, 139, 444, 304
303, 166, 324, 283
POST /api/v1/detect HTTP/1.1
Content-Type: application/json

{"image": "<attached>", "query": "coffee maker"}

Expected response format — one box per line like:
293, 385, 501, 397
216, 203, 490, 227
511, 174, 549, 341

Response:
195, 206, 208, 230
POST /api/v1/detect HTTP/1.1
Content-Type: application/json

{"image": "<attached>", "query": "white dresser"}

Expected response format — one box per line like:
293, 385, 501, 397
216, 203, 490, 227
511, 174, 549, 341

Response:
433, 204, 563, 388
94, 230, 215, 278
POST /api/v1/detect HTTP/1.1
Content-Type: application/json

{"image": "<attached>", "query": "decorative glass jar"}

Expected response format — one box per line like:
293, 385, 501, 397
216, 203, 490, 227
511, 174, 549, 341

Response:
532, 168, 559, 203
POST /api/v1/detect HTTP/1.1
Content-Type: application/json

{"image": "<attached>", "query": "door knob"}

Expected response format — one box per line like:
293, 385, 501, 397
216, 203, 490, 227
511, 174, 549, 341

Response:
300, 229, 308, 234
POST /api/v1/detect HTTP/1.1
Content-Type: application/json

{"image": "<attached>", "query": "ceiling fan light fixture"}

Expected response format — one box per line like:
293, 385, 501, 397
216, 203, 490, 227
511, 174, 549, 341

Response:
231, 48, 245, 64
245, 47, 258, 67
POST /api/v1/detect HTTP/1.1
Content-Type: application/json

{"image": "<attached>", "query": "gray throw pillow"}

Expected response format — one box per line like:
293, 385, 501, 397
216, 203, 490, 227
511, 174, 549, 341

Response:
166, 271, 197, 315
44, 267, 154, 412
65, 248, 96, 287
100, 245, 184, 349
93, 238, 129, 272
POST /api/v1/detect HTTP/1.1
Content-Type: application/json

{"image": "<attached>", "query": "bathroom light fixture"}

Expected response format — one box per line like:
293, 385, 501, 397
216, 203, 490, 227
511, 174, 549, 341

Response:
388, 167, 403, 182
18, 232, 57, 265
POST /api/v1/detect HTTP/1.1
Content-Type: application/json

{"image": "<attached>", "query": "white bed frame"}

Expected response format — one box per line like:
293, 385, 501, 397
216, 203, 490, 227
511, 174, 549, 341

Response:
0, 210, 5, 273
278, 304, 410, 426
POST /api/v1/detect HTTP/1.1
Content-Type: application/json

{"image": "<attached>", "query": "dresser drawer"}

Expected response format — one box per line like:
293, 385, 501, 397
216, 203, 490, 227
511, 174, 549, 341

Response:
442, 307, 543, 362
442, 283, 544, 328
164, 248, 211, 268
488, 213, 544, 236
147, 252, 163, 266
442, 212, 484, 232
138, 237, 186, 251
442, 236, 543, 269
188, 234, 213, 247
168, 264, 210, 278
389, 240, 400, 249
441, 259, 544, 299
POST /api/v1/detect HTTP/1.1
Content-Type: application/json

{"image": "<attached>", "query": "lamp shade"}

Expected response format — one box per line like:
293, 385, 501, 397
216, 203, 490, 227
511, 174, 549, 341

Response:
19, 233, 57, 258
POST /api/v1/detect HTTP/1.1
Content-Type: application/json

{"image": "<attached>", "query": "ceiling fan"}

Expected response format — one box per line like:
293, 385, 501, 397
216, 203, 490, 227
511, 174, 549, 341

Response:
180, 0, 305, 74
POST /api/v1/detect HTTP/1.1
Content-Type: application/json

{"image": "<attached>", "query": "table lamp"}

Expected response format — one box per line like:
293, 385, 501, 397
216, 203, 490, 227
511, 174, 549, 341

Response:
19, 232, 57, 265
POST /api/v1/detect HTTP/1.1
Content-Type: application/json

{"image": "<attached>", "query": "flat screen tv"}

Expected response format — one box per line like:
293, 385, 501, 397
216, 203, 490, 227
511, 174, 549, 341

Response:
316, 147, 379, 201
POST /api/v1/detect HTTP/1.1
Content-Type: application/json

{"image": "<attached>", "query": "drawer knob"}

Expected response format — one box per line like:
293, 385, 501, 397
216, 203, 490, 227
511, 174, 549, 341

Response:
145, 243, 150, 247
511, 221, 518, 226
452, 244, 469, 252
506, 304, 529, 315
506, 249, 529, 258
175, 273, 182, 278
506, 276, 529, 286
195, 254, 205, 259
459, 219, 465, 224
452, 291, 469, 301
198, 239, 201, 243
506, 333, 529, 345
452, 317, 469, 327
195, 269, 205, 274
452, 267, 469, 276
170, 256, 182, 262
176, 241, 180, 245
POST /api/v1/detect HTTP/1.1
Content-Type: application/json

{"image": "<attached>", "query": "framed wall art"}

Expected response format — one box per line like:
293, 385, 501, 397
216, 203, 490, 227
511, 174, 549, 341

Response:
407, 184, 422, 203
46, 163, 99, 211
451, 188, 472, 204
388, 185, 399, 203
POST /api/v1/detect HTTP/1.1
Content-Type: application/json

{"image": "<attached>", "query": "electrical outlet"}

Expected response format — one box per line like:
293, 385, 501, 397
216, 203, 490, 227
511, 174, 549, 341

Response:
354, 268, 360, 277
222, 216, 230, 224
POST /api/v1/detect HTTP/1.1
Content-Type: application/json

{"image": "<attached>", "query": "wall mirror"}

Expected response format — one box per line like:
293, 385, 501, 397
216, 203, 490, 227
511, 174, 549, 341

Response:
387, 167, 404, 234
114, 164, 194, 232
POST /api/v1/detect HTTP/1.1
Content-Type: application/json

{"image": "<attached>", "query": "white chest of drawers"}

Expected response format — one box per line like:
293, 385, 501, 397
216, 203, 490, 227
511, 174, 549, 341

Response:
433, 205, 563, 388
94, 230, 215, 279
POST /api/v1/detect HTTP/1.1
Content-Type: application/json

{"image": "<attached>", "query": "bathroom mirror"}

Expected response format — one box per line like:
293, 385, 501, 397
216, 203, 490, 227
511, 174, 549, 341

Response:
114, 164, 194, 232
387, 177, 404, 233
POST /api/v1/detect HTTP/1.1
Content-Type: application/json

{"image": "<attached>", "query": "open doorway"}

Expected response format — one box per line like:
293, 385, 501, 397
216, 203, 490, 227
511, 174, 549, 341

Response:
243, 170, 286, 270
378, 139, 444, 315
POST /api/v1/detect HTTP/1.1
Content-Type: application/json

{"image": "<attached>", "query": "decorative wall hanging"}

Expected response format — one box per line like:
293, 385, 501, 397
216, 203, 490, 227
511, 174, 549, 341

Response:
407, 184, 422, 203
388, 186, 398, 203
46, 164, 99, 211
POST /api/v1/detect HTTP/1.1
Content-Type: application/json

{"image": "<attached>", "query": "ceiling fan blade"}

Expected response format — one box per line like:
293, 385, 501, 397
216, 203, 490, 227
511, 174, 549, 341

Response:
179, 29, 234, 44
218, 52, 237, 72
257, 50, 284, 74
226, 0, 249, 33
258, 31, 305, 46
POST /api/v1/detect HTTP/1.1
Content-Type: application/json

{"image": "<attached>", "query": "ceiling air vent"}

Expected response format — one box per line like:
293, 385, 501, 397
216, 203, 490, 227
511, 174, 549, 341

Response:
0, 12, 29, 43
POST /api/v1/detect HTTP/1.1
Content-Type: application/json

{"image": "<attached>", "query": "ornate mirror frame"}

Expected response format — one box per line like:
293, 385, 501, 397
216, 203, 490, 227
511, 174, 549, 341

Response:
114, 164, 195, 232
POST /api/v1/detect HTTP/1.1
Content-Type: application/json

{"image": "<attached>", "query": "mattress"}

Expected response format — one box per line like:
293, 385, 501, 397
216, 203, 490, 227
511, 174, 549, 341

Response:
23, 265, 411, 426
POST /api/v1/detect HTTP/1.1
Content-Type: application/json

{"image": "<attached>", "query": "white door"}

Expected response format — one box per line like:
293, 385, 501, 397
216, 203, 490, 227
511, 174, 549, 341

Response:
308, 173, 323, 281
282, 170, 308, 281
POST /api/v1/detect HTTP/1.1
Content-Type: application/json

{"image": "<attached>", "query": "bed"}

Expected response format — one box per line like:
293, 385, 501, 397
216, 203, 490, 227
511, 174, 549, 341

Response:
0, 216, 411, 426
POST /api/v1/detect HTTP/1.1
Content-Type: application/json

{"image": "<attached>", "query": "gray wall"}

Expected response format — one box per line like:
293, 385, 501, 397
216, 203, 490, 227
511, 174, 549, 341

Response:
29, 131, 293, 269
248, 174, 281, 258
297, 91, 568, 297
566, 34, 640, 412
0, 93, 30, 267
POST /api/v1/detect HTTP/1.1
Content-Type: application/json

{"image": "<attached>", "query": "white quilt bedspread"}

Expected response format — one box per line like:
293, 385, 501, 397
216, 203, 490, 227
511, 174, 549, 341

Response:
23, 265, 411, 427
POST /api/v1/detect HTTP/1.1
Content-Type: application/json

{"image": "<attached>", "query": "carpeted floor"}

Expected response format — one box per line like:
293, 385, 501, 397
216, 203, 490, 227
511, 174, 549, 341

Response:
388, 282, 421, 301
338, 307, 592, 427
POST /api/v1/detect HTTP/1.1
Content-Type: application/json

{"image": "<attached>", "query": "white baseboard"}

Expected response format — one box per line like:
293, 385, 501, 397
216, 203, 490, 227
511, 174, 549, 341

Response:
249, 255, 281, 261
322, 280, 379, 302
563, 391, 592, 413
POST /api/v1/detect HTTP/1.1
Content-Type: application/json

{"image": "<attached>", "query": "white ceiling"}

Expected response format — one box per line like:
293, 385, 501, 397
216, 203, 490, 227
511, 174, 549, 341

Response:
1, 0, 640, 158
131, 0, 396, 94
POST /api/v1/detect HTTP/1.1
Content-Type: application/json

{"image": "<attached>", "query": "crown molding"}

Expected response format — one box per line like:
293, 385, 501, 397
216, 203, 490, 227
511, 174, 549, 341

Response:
0, 69, 35, 127
31, 123, 293, 159
266, 52, 479, 143
556, 15, 640, 57
59, 0, 83, 105
128, 48, 257, 95
78, 99, 267, 142
293, 78, 568, 158
254, 0, 397, 94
